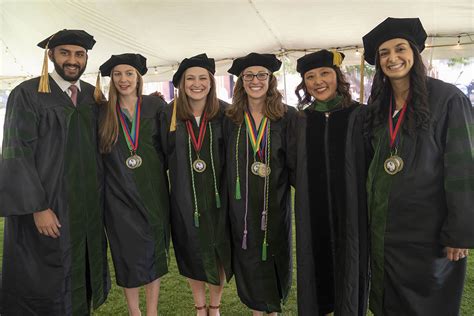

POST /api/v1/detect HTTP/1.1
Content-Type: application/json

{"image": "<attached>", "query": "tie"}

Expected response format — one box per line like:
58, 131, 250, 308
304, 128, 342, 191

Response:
69, 85, 78, 106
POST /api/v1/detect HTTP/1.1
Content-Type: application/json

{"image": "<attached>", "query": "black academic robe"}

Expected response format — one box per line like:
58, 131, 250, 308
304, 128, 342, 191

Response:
224, 107, 296, 313
366, 78, 474, 316
103, 95, 170, 288
292, 102, 369, 316
159, 101, 232, 285
0, 76, 110, 316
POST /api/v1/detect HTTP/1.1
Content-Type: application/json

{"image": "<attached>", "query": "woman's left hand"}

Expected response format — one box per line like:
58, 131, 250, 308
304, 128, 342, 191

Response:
445, 247, 469, 261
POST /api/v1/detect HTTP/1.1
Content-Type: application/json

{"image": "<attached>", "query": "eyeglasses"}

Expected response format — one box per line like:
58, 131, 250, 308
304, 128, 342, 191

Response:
241, 72, 270, 82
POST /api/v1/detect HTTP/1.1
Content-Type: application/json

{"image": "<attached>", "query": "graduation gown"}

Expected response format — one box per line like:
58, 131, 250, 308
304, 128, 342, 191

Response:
159, 101, 232, 285
224, 107, 296, 313
0, 76, 110, 315
103, 95, 170, 288
366, 78, 474, 316
292, 101, 369, 316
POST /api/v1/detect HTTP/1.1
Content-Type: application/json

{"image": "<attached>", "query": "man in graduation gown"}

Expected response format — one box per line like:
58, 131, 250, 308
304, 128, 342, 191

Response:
0, 29, 110, 315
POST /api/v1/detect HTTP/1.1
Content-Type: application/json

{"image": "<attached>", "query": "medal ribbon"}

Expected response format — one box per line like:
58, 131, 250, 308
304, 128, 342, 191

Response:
117, 97, 142, 153
388, 94, 408, 149
186, 113, 208, 156
244, 111, 268, 161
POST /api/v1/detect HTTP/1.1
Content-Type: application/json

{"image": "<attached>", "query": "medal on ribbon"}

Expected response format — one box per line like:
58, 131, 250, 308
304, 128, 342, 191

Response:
186, 113, 208, 173
117, 98, 142, 169
384, 94, 408, 175
244, 112, 270, 178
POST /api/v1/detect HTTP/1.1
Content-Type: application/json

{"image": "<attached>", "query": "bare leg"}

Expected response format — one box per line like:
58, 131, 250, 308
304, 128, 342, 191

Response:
208, 266, 225, 316
123, 287, 142, 316
188, 278, 207, 316
144, 278, 161, 316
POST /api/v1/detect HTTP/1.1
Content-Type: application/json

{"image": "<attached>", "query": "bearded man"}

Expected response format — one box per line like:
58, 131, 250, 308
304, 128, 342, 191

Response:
0, 29, 110, 316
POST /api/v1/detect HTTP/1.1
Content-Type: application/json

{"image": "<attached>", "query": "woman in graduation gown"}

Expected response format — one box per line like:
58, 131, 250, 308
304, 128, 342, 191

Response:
224, 53, 296, 315
159, 53, 232, 316
361, 17, 473, 315
292, 50, 369, 316
97, 53, 170, 316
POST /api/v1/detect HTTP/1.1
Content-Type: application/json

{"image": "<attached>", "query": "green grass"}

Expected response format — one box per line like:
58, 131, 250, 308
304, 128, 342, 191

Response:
0, 215, 472, 315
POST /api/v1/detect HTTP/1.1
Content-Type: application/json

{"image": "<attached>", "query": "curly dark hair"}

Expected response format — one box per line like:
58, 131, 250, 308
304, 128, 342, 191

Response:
294, 66, 352, 110
365, 41, 430, 137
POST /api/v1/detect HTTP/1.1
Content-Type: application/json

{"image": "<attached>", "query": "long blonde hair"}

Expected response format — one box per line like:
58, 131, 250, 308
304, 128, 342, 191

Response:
226, 74, 286, 124
98, 69, 144, 153
176, 71, 219, 121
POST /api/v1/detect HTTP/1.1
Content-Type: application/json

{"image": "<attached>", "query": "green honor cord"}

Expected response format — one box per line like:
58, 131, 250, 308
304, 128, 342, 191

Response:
188, 121, 220, 228
235, 124, 242, 200
262, 121, 271, 261
209, 123, 221, 208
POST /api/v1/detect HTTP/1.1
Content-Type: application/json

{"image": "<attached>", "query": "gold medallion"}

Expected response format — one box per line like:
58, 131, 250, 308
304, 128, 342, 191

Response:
126, 154, 142, 169
384, 155, 401, 175
251, 162, 262, 176
258, 163, 271, 178
192, 159, 207, 173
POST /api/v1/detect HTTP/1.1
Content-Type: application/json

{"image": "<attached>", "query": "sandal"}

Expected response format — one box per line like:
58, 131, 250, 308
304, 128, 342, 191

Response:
194, 305, 208, 315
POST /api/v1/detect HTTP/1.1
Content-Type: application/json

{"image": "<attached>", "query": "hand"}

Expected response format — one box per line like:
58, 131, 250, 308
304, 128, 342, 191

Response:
149, 91, 165, 100
33, 208, 61, 238
445, 247, 469, 261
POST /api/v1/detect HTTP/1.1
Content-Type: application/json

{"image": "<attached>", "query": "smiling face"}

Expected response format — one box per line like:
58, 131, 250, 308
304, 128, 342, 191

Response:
378, 38, 414, 82
241, 66, 270, 102
49, 44, 87, 82
183, 67, 211, 103
303, 66, 338, 102
111, 64, 139, 97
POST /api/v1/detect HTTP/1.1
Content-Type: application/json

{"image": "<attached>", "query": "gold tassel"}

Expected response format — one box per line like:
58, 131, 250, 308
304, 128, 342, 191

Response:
332, 50, 343, 67
93, 72, 103, 103
38, 44, 51, 93
359, 51, 365, 104
170, 98, 177, 132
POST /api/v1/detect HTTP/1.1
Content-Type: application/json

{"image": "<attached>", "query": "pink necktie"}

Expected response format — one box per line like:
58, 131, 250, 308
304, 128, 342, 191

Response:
69, 85, 78, 106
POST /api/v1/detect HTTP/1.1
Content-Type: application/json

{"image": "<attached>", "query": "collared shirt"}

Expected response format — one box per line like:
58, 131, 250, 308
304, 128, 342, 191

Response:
50, 70, 81, 98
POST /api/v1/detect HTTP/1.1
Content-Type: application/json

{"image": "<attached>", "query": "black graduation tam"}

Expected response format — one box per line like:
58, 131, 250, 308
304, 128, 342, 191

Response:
228, 52, 282, 76
296, 50, 345, 76
99, 53, 148, 76
37, 29, 96, 50
362, 17, 427, 65
172, 53, 215, 87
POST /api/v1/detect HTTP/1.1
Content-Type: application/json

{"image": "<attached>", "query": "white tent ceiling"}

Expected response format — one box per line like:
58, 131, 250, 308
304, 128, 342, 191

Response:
1, 0, 473, 86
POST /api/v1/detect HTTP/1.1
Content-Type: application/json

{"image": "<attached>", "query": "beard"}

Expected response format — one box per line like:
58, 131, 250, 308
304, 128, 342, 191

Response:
51, 56, 87, 82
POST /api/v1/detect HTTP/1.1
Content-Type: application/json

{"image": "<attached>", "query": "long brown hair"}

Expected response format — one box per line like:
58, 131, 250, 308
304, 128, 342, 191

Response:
295, 66, 352, 110
226, 74, 287, 124
98, 68, 144, 153
176, 71, 219, 121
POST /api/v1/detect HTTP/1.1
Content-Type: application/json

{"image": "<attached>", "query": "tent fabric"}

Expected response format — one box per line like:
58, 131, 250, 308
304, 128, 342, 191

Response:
0, 1, 473, 86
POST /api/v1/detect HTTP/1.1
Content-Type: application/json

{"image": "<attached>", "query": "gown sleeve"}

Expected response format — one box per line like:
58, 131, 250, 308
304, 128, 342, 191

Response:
439, 91, 474, 248
0, 85, 48, 216
285, 107, 298, 187
151, 96, 168, 169
158, 102, 173, 170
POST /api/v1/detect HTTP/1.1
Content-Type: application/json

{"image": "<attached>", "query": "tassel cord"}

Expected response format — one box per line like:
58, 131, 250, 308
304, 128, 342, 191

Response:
208, 122, 221, 208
